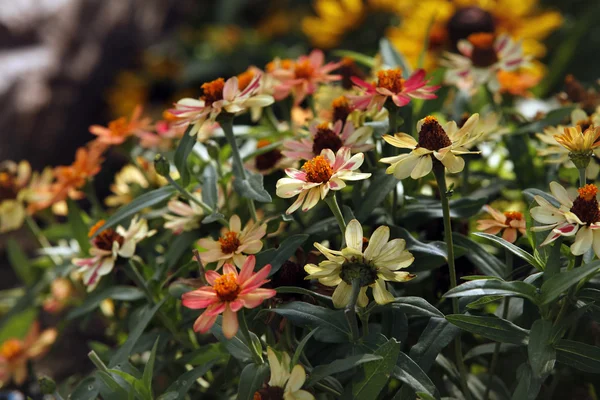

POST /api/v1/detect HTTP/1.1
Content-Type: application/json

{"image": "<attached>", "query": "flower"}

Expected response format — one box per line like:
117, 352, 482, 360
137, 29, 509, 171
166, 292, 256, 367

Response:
304, 219, 415, 308
282, 120, 373, 161
0, 160, 31, 233
73, 216, 155, 291
43, 277, 76, 314
198, 215, 267, 269
380, 114, 481, 179
255, 348, 315, 400
0, 322, 57, 386
89, 105, 151, 145
246, 139, 295, 175
136, 111, 187, 150
349, 68, 439, 111
163, 193, 205, 234
443, 33, 528, 92
497, 62, 544, 97
105, 164, 149, 207
459, 111, 509, 149
531, 182, 600, 257
476, 205, 526, 243
271, 50, 342, 105
170, 74, 274, 136
181, 256, 276, 339
276, 147, 371, 214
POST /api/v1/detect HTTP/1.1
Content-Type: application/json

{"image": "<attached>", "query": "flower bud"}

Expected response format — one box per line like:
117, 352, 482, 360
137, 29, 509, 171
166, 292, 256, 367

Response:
154, 154, 170, 178
39, 375, 57, 394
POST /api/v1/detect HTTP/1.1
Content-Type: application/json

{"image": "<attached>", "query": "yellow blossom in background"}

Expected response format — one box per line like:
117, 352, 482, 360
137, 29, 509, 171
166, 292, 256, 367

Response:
0, 160, 31, 233
105, 164, 150, 207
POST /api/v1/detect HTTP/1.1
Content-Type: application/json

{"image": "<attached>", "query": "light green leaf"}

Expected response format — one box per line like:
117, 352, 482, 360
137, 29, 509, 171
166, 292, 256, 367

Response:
351, 338, 401, 400
555, 339, 600, 373
446, 314, 529, 345
96, 371, 131, 400
0, 308, 37, 343
237, 363, 270, 400
332, 50, 376, 67
306, 354, 382, 387
538, 261, 600, 305
174, 126, 196, 186
233, 170, 272, 202
527, 319, 555, 378
466, 295, 504, 310
142, 338, 160, 394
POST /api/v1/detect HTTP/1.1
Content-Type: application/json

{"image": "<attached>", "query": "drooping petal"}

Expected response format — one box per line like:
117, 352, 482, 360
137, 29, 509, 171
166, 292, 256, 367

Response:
372, 279, 395, 305
222, 305, 239, 339
331, 281, 352, 308
193, 311, 218, 333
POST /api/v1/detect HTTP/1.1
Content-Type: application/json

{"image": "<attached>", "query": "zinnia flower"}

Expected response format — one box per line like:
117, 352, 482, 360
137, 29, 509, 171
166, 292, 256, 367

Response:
181, 256, 276, 339
380, 114, 481, 179
531, 182, 600, 256
198, 215, 266, 269
255, 347, 315, 400
304, 219, 415, 308
476, 205, 526, 243
282, 120, 373, 161
163, 193, 205, 234
0, 160, 31, 233
105, 164, 149, 207
89, 105, 151, 145
0, 322, 57, 386
349, 68, 439, 111
276, 147, 371, 214
73, 216, 155, 291
246, 139, 295, 175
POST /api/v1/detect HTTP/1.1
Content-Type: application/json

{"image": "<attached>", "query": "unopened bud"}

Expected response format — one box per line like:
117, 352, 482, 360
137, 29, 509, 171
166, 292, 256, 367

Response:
154, 154, 171, 178
39, 375, 56, 394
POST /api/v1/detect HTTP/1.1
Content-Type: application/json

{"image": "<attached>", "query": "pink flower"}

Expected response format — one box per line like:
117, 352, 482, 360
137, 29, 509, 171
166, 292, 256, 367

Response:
349, 68, 439, 111
182, 256, 276, 339
271, 50, 342, 105
476, 205, 526, 243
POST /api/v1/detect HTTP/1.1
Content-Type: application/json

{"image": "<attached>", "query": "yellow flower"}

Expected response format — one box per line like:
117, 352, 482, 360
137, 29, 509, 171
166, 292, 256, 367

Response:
0, 160, 31, 233
254, 348, 315, 400
105, 165, 149, 207
554, 126, 600, 154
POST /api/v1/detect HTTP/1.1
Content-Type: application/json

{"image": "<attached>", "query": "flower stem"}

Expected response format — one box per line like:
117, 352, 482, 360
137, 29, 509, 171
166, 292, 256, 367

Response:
220, 117, 258, 221
25, 215, 61, 266
239, 309, 263, 364
578, 167, 586, 187
345, 278, 361, 342
388, 104, 398, 134
164, 175, 228, 226
432, 162, 472, 400
325, 194, 347, 236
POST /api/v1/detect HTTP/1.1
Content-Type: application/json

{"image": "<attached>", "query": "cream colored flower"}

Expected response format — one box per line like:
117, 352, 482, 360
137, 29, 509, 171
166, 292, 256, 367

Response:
105, 164, 149, 207
463, 111, 509, 149
0, 160, 31, 232
304, 219, 415, 308
163, 193, 205, 234
380, 114, 481, 179
253, 348, 314, 400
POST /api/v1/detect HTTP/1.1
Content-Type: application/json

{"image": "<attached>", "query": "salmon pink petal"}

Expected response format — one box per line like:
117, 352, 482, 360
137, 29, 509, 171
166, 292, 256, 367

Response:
193, 311, 218, 333
240, 264, 272, 291
223, 263, 238, 277
403, 69, 426, 90
181, 288, 218, 309
239, 255, 257, 283
222, 305, 239, 339
206, 302, 227, 316
392, 94, 411, 107
229, 299, 244, 312
205, 270, 221, 285
351, 76, 374, 91
239, 289, 277, 308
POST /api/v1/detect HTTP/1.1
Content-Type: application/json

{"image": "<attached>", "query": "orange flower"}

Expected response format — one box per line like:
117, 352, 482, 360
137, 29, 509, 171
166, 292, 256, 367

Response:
89, 105, 151, 145
476, 205, 526, 243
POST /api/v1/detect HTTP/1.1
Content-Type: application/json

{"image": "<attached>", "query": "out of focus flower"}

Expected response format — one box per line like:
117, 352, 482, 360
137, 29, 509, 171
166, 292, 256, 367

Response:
461, 111, 509, 149
74, 217, 155, 291
43, 278, 76, 314
105, 165, 149, 208
106, 72, 149, 119
271, 50, 342, 105
181, 256, 276, 339
276, 147, 370, 214
443, 33, 527, 92
136, 111, 187, 150
380, 114, 481, 179
198, 215, 266, 269
559, 75, 600, 113
255, 348, 315, 400
0, 160, 31, 233
0, 322, 57, 386
246, 139, 295, 175
477, 205, 526, 243
497, 62, 544, 97
164, 193, 205, 234
305, 219, 415, 308
350, 69, 439, 111
89, 105, 151, 145
282, 121, 373, 161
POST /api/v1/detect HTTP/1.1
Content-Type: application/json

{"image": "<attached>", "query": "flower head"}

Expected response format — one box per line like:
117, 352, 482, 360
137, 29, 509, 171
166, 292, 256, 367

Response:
349, 68, 439, 111
276, 147, 371, 214
181, 256, 276, 339
163, 192, 205, 234
476, 205, 526, 243
380, 114, 481, 179
305, 219, 415, 308
198, 215, 266, 269
553, 126, 600, 169
89, 105, 151, 145
0, 160, 31, 233
254, 348, 315, 400
246, 139, 295, 175
105, 164, 149, 207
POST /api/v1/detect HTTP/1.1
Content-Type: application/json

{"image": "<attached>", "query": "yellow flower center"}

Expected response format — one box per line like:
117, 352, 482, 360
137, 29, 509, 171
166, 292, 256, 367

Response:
1, 338, 24, 361
201, 78, 225, 105
570, 184, 600, 225
294, 59, 315, 80
302, 155, 333, 183
213, 272, 240, 302
467, 33, 498, 68
376, 69, 405, 93
332, 96, 352, 122
503, 211, 523, 224
219, 231, 241, 254
312, 123, 343, 156
237, 70, 255, 91
417, 116, 452, 151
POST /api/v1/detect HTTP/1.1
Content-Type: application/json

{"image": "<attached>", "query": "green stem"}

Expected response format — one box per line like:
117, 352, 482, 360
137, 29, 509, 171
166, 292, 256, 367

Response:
388, 105, 397, 134
239, 309, 263, 364
578, 167, 586, 187
345, 279, 361, 342
432, 162, 472, 400
25, 215, 61, 266
164, 175, 227, 226
88, 350, 110, 373
265, 107, 280, 132
324, 194, 347, 236
220, 117, 258, 221
461, 159, 470, 195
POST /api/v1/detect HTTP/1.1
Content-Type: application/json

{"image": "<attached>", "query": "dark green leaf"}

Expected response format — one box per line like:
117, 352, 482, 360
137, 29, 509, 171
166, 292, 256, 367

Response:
388, 297, 444, 318
474, 232, 541, 270
67, 199, 91, 254
466, 295, 504, 310
522, 188, 560, 208
511, 363, 541, 400
401, 196, 487, 221
0, 308, 36, 343
233, 170, 272, 202
444, 279, 538, 303
202, 212, 225, 224
237, 363, 270, 400
539, 261, 600, 305
446, 314, 529, 345
69, 376, 99, 400
274, 287, 333, 306
157, 359, 219, 399
258, 234, 309, 276
555, 339, 600, 373
513, 107, 575, 135
6, 239, 35, 286
96, 371, 130, 400
291, 328, 320, 368
464, 343, 518, 360
174, 127, 196, 186
67, 286, 144, 320
527, 319, 555, 378
392, 226, 450, 271
452, 233, 505, 278
201, 163, 218, 208
351, 338, 401, 400
306, 354, 382, 387
356, 173, 397, 221
142, 339, 160, 392
393, 352, 439, 399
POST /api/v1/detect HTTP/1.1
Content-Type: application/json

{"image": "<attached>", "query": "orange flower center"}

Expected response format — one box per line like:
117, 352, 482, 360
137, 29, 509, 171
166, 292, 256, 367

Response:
0, 339, 24, 361
294, 59, 315, 80
237, 70, 255, 91
332, 96, 352, 122
90, 221, 125, 251
213, 272, 240, 302
88, 220, 106, 238
219, 231, 241, 254
428, 24, 448, 50
201, 78, 225, 105
312, 123, 343, 156
467, 33, 498, 68
503, 211, 523, 224
0, 171, 17, 200
266, 59, 294, 72
376, 69, 405, 93
302, 155, 333, 183
255, 140, 283, 171
570, 184, 600, 225
417, 116, 452, 151
107, 117, 130, 137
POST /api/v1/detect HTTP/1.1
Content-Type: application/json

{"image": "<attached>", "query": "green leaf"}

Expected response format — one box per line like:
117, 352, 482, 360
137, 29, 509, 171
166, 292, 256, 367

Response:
511, 363, 542, 400
201, 163, 218, 208
527, 319, 555, 378
393, 352, 439, 399
256, 234, 308, 276
67, 199, 91, 254
69, 376, 99, 400
351, 338, 400, 400
444, 279, 539, 304
388, 297, 444, 318
237, 363, 270, 400
109, 299, 166, 368
466, 295, 504, 310
446, 314, 529, 345
452, 233, 505, 278
0, 308, 37, 343
157, 359, 219, 399
332, 50, 376, 68
538, 261, 600, 305
356, 173, 397, 221
512, 107, 575, 135
274, 286, 333, 306
6, 238, 35, 286
96, 371, 130, 400
291, 328, 320, 368
401, 196, 487, 220
392, 226, 450, 271
174, 127, 196, 187
474, 232, 541, 270
67, 286, 144, 320
306, 354, 382, 387
555, 339, 600, 373
464, 343, 518, 360
210, 316, 255, 362
92, 186, 176, 238
379, 38, 412, 76
233, 170, 272, 202
267, 302, 350, 343
142, 338, 160, 393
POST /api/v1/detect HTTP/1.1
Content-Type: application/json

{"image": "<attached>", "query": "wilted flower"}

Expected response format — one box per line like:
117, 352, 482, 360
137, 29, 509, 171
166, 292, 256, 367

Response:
73, 216, 155, 291
198, 215, 267, 269
0, 160, 31, 233
164, 193, 205, 234
380, 114, 481, 179
181, 256, 276, 339
255, 348, 315, 400
305, 219, 415, 308
276, 147, 371, 214
89, 105, 151, 145
477, 205, 526, 243
105, 165, 149, 207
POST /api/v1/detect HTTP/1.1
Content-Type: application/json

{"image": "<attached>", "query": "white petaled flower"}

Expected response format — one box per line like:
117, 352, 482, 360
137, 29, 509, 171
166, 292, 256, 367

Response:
531, 182, 600, 257
255, 348, 315, 400
443, 33, 527, 93
163, 193, 205, 234
304, 219, 415, 308
380, 114, 481, 180
169, 74, 274, 137
276, 147, 371, 214
73, 216, 156, 291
